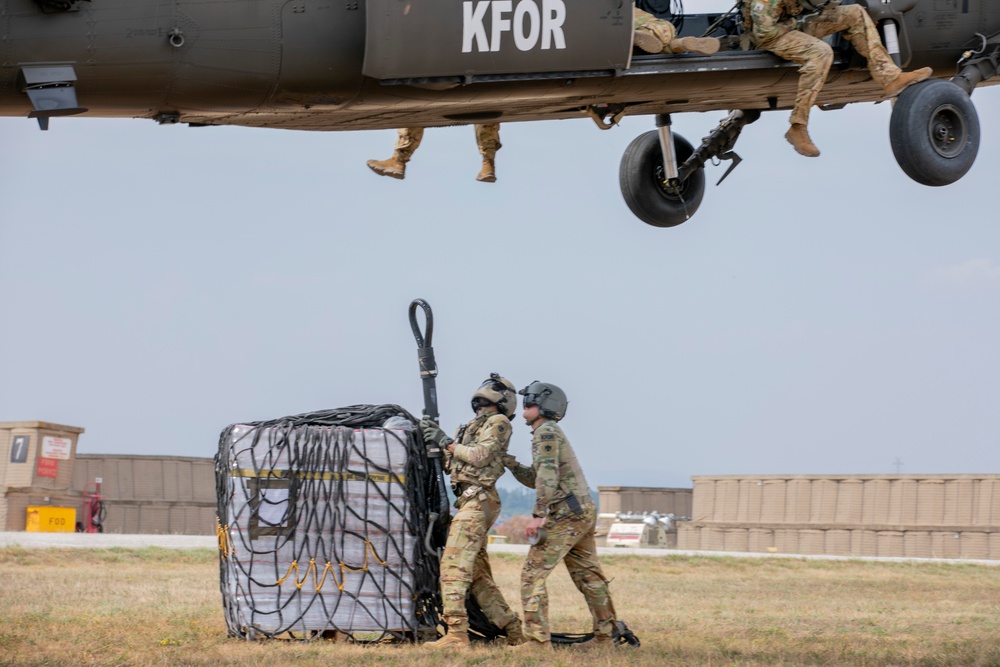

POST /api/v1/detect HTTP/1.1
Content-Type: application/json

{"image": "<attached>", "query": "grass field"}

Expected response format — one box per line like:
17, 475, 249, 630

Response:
2, 547, 998, 666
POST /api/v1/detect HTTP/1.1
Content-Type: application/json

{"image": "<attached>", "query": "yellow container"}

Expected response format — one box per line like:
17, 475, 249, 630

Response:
487, 534, 508, 545
26, 506, 77, 533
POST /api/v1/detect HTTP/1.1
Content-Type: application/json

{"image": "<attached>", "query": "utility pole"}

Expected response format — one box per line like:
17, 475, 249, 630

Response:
893, 457, 904, 474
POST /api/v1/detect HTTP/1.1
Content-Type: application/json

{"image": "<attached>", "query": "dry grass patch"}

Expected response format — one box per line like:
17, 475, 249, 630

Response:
2, 548, 998, 666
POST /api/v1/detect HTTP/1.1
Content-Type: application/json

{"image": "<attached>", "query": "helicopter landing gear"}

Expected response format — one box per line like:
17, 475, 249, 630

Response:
619, 110, 759, 228
889, 79, 980, 186
619, 126, 705, 228
618, 114, 705, 227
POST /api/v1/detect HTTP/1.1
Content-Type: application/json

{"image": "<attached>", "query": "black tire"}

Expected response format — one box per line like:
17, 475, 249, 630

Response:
619, 130, 705, 228
889, 79, 980, 187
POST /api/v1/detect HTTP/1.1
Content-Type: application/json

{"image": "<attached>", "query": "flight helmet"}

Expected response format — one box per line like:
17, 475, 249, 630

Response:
518, 381, 568, 421
471, 373, 518, 419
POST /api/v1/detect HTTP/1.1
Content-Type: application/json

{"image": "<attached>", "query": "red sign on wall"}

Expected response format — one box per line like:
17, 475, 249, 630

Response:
36, 457, 58, 478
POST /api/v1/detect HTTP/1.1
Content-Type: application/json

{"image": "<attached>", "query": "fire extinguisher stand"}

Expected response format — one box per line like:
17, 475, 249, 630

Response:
80, 479, 106, 533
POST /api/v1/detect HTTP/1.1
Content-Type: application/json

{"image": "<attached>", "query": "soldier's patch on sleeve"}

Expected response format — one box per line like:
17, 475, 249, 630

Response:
540, 434, 555, 441
544, 444, 553, 453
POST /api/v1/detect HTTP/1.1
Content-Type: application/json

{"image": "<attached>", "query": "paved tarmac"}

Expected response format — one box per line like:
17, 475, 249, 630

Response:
2, 532, 997, 566
0, 531, 216, 550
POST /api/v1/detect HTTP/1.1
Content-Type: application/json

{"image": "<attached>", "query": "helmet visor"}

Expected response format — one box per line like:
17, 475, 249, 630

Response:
518, 385, 540, 408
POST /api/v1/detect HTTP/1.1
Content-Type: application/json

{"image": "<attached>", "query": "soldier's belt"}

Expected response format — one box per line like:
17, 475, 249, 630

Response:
453, 484, 487, 509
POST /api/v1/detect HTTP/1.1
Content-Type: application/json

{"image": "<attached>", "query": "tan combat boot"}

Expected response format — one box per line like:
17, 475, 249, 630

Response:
883, 67, 933, 97
633, 29, 664, 54
670, 36, 721, 55
476, 157, 496, 183
785, 123, 820, 158
504, 620, 525, 646
572, 634, 615, 651
366, 154, 406, 180
422, 629, 470, 650
508, 639, 553, 654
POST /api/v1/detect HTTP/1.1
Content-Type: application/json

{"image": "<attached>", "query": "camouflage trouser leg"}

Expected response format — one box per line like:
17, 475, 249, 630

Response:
564, 518, 616, 637
804, 4, 900, 89
521, 505, 615, 643
633, 7, 676, 53
469, 543, 519, 631
759, 30, 833, 127
394, 127, 424, 162
474, 124, 501, 159
440, 492, 517, 633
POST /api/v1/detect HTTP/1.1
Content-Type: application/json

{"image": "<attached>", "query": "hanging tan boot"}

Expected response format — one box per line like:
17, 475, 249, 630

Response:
785, 123, 820, 158
422, 629, 470, 650
670, 36, 721, 55
633, 29, 664, 54
366, 153, 407, 180
476, 157, 496, 183
883, 67, 933, 97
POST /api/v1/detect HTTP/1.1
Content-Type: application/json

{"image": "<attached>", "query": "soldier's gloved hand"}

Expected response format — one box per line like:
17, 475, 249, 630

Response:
419, 415, 453, 449
502, 454, 521, 470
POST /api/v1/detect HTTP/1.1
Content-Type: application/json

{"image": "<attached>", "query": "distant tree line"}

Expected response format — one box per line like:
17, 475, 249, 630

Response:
496, 485, 537, 520
490, 486, 600, 544
494, 486, 600, 521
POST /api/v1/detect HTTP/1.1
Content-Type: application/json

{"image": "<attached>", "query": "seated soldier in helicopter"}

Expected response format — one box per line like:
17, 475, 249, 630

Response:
748, 0, 932, 157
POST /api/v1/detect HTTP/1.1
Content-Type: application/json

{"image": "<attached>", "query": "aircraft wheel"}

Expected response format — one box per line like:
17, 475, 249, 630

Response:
619, 131, 704, 228
889, 79, 979, 186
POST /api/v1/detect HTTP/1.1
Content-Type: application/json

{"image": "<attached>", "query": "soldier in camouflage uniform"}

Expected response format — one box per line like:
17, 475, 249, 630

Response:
504, 381, 617, 653
419, 373, 524, 650
365, 12, 718, 185
366, 124, 501, 183
748, 0, 932, 157
633, 7, 720, 56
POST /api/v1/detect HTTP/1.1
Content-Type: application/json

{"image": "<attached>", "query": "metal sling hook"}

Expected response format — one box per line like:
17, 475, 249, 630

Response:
408, 298, 438, 421
408, 298, 450, 552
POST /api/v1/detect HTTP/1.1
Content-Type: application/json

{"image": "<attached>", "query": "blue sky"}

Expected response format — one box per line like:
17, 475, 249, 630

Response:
2, 72, 998, 489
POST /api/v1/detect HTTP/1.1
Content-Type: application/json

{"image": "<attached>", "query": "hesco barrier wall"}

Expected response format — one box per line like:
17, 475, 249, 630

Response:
678, 475, 1000, 559
73, 455, 216, 534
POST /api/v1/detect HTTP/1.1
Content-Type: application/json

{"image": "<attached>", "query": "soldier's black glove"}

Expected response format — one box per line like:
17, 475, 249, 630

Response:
419, 415, 453, 450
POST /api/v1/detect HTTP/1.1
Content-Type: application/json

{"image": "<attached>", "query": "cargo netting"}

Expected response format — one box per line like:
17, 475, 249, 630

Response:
215, 404, 448, 641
